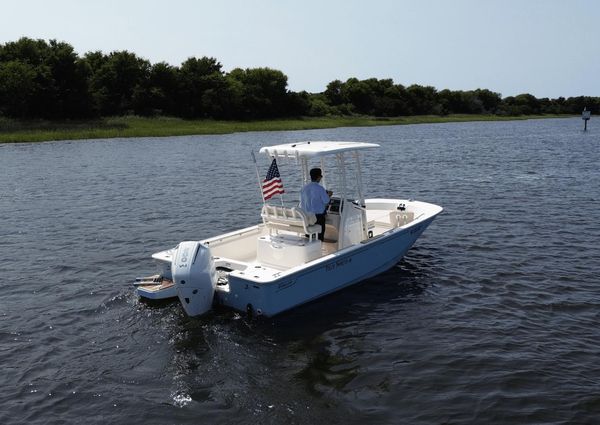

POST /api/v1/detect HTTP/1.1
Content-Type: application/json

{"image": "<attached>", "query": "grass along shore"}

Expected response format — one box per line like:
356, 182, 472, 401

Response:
0, 114, 570, 143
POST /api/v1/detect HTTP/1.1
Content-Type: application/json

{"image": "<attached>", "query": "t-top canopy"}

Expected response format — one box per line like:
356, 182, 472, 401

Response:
259, 141, 379, 159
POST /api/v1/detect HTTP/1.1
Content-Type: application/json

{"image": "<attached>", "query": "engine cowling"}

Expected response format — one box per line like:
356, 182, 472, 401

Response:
172, 241, 216, 316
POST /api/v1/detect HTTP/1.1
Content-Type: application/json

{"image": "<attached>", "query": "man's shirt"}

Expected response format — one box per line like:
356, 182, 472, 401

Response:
300, 182, 330, 214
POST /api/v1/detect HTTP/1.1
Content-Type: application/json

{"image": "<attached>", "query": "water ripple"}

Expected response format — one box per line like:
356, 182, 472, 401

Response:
2, 119, 600, 424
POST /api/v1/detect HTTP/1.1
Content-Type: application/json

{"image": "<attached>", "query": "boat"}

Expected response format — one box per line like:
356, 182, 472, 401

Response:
134, 141, 443, 317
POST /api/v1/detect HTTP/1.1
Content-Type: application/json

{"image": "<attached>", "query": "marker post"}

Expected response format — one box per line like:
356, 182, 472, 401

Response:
582, 107, 591, 131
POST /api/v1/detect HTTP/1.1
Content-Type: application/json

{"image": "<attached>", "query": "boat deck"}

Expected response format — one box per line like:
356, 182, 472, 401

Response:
321, 240, 338, 256
151, 204, 420, 288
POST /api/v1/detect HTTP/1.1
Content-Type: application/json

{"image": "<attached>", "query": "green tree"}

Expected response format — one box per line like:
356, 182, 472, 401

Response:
0, 37, 94, 118
499, 93, 540, 115
304, 93, 331, 116
324, 80, 346, 106
563, 96, 600, 114
473, 89, 501, 113
0, 61, 37, 117
341, 78, 373, 114
89, 50, 150, 115
226, 67, 290, 119
5, 36, 593, 122
44, 40, 93, 118
0, 37, 49, 65
438, 90, 487, 114
406, 84, 440, 115
285, 90, 311, 117
377, 84, 410, 116
176, 56, 228, 118
83, 51, 109, 75
132, 61, 180, 116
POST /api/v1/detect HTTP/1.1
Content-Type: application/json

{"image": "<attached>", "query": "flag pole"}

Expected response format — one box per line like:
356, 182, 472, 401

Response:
251, 151, 265, 204
276, 158, 285, 206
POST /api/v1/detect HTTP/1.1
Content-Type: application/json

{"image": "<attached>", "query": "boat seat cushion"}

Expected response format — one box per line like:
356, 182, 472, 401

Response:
261, 205, 320, 236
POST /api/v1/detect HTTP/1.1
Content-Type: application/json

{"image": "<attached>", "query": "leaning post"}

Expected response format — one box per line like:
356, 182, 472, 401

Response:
582, 107, 591, 131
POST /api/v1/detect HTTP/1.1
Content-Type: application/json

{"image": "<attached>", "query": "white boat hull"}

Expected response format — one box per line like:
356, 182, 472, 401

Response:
217, 213, 436, 316
139, 198, 441, 317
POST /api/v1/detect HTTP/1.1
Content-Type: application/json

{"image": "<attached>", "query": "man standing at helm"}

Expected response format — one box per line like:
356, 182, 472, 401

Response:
300, 168, 333, 241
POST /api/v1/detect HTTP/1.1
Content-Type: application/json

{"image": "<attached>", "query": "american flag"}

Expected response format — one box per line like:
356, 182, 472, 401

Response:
262, 158, 285, 201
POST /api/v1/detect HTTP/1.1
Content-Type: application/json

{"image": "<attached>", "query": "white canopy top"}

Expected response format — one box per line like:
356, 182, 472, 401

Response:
259, 141, 379, 159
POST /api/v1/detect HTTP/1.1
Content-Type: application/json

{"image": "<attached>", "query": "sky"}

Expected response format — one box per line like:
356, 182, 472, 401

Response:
2, 0, 599, 99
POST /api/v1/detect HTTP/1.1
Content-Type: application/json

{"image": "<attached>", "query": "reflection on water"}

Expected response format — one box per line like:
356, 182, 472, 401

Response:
2, 118, 600, 424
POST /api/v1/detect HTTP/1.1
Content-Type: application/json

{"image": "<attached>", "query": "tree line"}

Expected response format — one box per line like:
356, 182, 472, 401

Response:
1, 37, 598, 121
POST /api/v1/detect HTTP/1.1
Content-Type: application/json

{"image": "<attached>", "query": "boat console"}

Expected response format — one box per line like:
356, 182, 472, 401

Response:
325, 197, 367, 246
325, 197, 341, 242
327, 197, 342, 214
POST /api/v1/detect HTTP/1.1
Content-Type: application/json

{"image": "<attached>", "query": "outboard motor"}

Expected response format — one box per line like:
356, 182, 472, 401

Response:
172, 241, 216, 316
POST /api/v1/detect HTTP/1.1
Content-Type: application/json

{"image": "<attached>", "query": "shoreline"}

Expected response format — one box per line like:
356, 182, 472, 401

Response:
0, 114, 572, 143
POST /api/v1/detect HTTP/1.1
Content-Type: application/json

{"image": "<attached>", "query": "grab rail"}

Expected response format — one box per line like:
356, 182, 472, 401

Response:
261, 205, 321, 239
